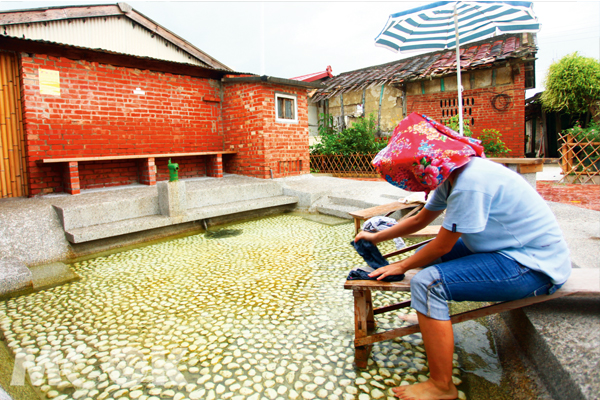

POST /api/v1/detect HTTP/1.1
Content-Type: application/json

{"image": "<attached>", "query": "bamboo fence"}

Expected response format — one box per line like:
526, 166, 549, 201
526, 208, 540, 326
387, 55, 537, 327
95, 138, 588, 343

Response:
0, 51, 28, 198
558, 132, 600, 184
310, 154, 380, 178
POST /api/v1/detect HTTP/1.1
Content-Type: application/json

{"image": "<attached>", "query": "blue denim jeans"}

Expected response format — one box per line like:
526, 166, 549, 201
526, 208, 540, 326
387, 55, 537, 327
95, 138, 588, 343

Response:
410, 239, 558, 320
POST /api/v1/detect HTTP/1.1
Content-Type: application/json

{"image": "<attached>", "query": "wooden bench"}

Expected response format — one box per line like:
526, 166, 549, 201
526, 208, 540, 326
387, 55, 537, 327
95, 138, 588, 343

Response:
345, 248, 599, 368
349, 201, 424, 235
38, 151, 237, 195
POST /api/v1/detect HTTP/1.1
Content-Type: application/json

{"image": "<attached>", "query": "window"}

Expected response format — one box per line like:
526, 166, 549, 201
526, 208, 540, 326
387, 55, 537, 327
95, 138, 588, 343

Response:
275, 93, 297, 123
524, 60, 535, 90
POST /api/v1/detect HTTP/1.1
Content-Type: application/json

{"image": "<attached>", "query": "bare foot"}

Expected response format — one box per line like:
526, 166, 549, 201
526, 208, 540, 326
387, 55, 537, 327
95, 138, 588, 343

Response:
399, 314, 419, 324
392, 380, 458, 400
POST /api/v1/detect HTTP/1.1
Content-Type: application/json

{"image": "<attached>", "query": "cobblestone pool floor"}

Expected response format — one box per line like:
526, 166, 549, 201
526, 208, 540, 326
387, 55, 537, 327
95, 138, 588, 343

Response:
1, 215, 465, 400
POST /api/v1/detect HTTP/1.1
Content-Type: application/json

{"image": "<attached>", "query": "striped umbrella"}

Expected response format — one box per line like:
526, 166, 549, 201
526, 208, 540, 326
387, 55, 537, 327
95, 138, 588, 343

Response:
374, 1, 540, 134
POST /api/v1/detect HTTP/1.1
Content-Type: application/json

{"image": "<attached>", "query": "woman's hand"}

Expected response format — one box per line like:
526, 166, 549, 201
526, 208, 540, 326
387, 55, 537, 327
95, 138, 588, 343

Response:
354, 230, 378, 244
368, 261, 407, 280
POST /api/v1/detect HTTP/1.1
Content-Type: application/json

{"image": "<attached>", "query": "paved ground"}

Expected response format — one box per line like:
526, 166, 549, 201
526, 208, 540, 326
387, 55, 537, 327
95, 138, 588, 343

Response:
537, 181, 600, 211
345, 164, 600, 212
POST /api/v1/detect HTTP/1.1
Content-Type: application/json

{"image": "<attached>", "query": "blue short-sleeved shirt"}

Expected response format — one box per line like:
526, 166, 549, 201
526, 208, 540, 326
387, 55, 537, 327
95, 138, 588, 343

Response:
425, 157, 571, 284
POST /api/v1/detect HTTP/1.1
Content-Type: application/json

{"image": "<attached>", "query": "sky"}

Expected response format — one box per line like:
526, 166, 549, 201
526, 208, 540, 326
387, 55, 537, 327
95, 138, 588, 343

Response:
1, 0, 599, 98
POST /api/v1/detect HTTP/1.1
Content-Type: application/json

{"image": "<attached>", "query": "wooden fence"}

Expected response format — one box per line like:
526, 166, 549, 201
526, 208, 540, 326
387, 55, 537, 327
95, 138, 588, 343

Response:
310, 154, 380, 178
559, 132, 600, 184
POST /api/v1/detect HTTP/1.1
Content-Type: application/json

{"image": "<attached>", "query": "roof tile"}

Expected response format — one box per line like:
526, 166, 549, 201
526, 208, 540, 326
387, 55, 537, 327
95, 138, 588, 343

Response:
311, 34, 536, 102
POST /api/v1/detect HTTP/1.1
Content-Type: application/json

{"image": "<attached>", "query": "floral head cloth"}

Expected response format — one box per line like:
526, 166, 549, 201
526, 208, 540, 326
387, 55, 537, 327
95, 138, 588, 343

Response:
372, 113, 485, 194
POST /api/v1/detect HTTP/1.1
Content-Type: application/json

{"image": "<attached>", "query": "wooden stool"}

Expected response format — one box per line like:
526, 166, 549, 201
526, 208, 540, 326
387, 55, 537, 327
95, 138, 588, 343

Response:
349, 202, 424, 235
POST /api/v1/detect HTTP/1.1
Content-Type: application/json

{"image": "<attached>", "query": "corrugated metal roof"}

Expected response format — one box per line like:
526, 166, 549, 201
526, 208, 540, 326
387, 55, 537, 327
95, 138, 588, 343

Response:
312, 34, 536, 102
0, 3, 231, 70
2, 15, 207, 67
290, 66, 333, 82
0, 35, 241, 79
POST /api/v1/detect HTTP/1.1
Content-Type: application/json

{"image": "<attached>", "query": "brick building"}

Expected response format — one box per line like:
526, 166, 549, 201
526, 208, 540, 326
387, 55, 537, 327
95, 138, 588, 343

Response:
0, 4, 317, 198
311, 34, 537, 157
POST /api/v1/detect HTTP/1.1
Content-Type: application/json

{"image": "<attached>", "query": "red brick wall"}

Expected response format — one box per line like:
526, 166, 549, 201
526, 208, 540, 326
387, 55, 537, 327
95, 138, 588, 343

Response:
221, 82, 309, 179
406, 68, 526, 157
20, 54, 224, 195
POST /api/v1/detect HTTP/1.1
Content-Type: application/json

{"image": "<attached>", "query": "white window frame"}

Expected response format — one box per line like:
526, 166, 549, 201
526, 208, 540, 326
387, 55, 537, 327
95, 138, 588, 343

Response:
275, 92, 298, 124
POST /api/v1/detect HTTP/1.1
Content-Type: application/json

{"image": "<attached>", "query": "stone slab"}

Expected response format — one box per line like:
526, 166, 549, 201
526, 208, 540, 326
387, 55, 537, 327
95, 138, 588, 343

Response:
316, 203, 359, 220
29, 262, 79, 290
66, 214, 175, 243
53, 189, 159, 231
0, 340, 39, 400
0, 387, 10, 400
277, 174, 411, 209
158, 180, 187, 217
0, 259, 32, 297
300, 214, 350, 226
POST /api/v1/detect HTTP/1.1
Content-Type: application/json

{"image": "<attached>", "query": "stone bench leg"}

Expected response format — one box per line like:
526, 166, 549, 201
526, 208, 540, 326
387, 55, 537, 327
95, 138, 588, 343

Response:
353, 288, 376, 368
207, 154, 223, 178
139, 157, 157, 186
63, 161, 80, 195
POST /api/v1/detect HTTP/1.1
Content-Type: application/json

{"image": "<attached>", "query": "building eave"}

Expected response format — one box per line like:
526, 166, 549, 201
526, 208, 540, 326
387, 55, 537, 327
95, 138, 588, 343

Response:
0, 35, 242, 80
0, 2, 232, 71
222, 76, 324, 89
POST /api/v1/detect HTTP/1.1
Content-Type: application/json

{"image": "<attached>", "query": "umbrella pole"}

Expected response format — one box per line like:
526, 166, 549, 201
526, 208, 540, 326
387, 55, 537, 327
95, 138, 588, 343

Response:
454, 3, 464, 135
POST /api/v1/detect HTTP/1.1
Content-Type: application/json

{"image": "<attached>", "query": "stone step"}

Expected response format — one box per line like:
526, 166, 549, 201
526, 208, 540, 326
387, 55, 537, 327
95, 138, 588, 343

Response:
316, 203, 358, 220
328, 196, 379, 209
66, 195, 298, 243
186, 195, 297, 221
186, 180, 284, 208
55, 179, 285, 232
54, 194, 159, 232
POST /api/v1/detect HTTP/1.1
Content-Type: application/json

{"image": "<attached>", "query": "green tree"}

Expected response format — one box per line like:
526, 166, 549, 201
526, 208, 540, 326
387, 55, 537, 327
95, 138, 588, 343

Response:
541, 52, 600, 123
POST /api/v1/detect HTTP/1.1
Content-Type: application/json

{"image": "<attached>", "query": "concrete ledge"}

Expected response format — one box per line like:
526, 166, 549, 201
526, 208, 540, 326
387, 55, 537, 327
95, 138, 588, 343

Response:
502, 295, 600, 400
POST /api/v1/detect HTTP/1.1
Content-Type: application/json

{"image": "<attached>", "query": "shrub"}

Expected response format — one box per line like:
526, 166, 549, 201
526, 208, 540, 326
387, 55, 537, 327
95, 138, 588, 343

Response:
445, 115, 510, 157
565, 119, 600, 143
444, 115, 474, 137
478, 129, 511, 157
310, 114, 388, 155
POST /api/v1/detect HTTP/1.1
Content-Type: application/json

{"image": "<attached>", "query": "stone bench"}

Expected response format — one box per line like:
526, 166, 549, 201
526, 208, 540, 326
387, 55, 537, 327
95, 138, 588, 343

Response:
489, 157, 544, 188
39, 151, 237, 195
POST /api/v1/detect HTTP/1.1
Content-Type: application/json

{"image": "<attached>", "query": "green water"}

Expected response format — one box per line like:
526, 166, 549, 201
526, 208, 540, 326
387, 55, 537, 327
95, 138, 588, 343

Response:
0, 214, 518, 400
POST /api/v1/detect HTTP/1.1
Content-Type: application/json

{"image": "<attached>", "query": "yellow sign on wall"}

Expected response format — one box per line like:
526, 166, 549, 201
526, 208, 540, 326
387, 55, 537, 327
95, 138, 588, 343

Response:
39, 69, 60, 96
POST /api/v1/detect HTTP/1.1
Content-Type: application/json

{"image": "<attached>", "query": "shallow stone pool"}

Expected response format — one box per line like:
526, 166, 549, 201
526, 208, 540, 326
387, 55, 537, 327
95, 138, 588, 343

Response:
0, 213, 486, 400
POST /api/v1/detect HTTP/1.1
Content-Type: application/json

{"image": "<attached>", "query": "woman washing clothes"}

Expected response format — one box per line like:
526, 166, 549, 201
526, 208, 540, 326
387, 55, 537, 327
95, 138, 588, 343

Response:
354, 113, 571, 400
